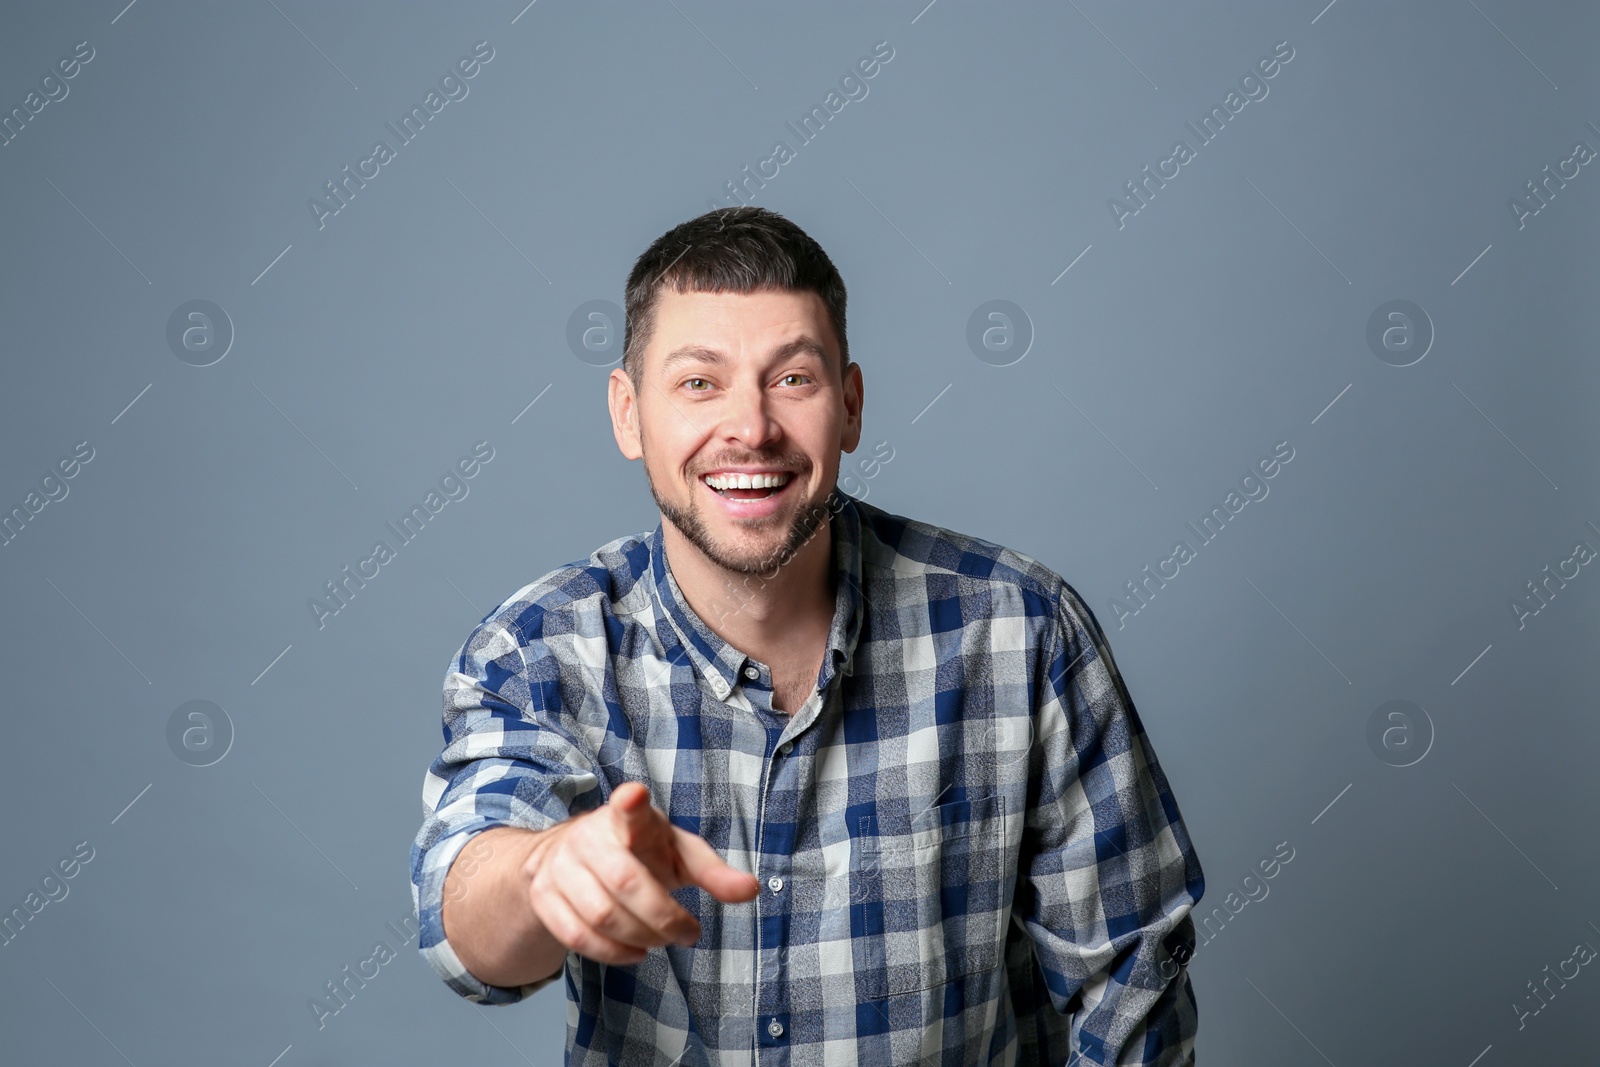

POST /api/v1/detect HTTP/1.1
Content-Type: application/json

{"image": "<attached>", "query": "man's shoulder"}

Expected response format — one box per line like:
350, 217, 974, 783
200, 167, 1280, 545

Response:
851, 497, 1072, 609
470, 528, 655, 645
850, 497, 1114, 655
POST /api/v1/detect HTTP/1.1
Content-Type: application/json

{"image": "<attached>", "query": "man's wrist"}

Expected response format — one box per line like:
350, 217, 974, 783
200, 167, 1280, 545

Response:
443, 824, 569, 988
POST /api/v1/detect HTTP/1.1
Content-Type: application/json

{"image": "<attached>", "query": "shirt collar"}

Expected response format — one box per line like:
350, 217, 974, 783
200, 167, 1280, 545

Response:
647, 490, 865, 700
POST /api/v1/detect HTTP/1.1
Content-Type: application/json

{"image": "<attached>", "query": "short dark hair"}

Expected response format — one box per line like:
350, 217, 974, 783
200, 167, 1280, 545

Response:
622, 206, 849, 389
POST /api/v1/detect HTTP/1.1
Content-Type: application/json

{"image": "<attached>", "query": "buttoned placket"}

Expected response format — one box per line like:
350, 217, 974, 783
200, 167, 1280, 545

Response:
745, 654, 801, 1066
641, 499, 863, 1063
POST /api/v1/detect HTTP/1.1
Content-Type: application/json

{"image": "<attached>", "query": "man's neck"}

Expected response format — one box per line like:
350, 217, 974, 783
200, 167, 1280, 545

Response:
660, 517, 836, 665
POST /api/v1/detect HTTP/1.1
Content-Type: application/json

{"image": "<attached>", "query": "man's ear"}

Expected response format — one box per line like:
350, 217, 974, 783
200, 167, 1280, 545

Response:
840, 360, 864, 454
608, 368, 643, 460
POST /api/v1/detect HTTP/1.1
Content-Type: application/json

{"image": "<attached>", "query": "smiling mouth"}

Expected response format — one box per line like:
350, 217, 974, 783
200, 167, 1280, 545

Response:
700, 471, 794, 501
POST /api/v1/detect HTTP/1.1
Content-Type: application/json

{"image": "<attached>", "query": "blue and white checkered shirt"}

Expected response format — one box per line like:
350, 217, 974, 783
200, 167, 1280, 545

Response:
411, 492, 1204, 1065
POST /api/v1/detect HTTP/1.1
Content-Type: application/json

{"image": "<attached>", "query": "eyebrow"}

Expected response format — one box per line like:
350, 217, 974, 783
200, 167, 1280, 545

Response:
658, 336, 831, 376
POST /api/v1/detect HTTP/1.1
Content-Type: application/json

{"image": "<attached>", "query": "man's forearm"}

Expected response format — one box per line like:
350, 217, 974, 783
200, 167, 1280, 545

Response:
440, 825, 567, 988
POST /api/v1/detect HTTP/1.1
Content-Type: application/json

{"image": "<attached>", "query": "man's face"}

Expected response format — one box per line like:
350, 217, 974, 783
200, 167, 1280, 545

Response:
608, 286, 863, 576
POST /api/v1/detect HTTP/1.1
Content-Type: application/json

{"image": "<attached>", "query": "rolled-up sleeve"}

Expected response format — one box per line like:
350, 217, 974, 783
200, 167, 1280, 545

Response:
1017, 584, 1205, 1065
409, 603, 601, 1005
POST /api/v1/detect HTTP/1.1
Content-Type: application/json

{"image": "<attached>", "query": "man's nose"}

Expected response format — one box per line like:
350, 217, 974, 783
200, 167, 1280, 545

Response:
719, 380, 780, 448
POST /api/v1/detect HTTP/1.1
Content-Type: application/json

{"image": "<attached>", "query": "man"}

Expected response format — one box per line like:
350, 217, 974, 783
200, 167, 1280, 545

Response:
410, 206, 1205, 1065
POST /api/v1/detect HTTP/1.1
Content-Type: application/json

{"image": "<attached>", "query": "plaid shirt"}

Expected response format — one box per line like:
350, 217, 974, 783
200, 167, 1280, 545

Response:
411, 492, 1204, 1066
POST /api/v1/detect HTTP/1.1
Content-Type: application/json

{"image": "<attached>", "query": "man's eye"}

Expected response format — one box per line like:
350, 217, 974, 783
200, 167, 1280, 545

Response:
781, 374, 811, 386
685, 378, 710, 391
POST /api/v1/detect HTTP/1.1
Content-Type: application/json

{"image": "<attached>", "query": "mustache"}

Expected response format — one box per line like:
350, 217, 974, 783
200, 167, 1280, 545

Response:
694, 456, 808, 475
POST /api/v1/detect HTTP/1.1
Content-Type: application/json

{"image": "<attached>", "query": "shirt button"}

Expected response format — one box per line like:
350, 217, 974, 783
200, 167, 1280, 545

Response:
767, 876, 784, 893
767, 1020, 784, 1039
743, 665, 759, 680
778, 741, 792, 756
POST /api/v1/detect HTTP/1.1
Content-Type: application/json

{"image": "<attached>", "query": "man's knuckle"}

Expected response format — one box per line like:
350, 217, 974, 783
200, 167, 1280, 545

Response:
543, 907, 580, 949
610, 864, 642, 896
527, 861, 551, 892
587, 900, 617, 929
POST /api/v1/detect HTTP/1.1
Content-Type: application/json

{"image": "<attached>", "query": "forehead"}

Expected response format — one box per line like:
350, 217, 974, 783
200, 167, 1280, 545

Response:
645, 287, 836, 368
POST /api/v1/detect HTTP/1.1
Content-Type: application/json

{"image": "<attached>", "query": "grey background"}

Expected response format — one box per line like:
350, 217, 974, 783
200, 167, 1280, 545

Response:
1, 0, 1595, 1063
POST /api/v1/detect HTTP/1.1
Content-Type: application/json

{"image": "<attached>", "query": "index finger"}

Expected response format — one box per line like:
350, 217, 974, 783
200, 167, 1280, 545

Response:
672, 827, 761, 904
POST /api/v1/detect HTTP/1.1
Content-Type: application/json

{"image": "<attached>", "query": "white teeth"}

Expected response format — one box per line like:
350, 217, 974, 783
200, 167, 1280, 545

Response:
703, 471, 792, 491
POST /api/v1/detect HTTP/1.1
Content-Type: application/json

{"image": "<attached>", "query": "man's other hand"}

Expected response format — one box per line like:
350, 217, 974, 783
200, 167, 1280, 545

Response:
524, 781, 760, 966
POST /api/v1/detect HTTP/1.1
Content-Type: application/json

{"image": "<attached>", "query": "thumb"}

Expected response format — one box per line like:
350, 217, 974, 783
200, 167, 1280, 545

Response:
608, 780, 655, 847
672, 827, 761, 904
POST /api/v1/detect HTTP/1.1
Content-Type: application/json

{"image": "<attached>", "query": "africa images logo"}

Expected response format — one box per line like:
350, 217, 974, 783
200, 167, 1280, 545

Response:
705, 41, 895, 212
1107, 39, 1295, 230
308, 42, 495, 230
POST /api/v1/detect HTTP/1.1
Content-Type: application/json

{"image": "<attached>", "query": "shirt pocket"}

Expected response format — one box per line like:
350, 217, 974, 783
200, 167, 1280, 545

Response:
850, 793, 1011, 1000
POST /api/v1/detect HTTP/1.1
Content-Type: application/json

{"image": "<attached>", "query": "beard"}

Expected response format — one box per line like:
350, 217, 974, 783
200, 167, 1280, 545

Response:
643, 442, 834, 577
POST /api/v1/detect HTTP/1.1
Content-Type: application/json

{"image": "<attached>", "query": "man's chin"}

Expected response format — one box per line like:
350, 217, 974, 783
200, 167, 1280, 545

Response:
674, 506, 817, 575
698, 528, 795, 574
